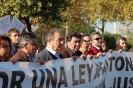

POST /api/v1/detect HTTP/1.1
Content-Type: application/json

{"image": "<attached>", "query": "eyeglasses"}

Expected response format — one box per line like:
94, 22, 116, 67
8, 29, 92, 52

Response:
82, 39, 91, 42
94, 38, 101, 40
30, 42, 38, 46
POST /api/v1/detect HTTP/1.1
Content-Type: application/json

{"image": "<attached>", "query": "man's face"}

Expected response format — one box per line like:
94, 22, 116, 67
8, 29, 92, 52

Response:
67, 36, 80, 51
58, 38, 65, 50
0, 40, 10, 60
27, 38, 38, 56
118, 39, 127, 51
10, 32, 19, 45
51, 32, 62, 51
80, 41, 88, 53
91, 34, 101, 47
83, 36, 92, 48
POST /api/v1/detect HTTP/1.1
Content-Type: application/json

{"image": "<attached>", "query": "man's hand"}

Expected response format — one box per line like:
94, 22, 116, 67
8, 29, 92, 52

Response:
71, 56, 79, 61
95, 52, 106, 59
80, 55, 87, 60
87, 54, 93, 60
118, 49, 123, 53
36, 59, 47, 65
108, 49, 113, 53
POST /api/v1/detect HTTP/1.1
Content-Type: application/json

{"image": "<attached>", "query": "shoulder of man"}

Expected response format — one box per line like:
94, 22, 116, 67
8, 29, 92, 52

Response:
36, 48, 49, 60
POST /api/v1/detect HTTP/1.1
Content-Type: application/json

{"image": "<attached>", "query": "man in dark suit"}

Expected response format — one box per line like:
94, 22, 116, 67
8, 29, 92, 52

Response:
36, 28, 64, 61
61, 31, 82, 58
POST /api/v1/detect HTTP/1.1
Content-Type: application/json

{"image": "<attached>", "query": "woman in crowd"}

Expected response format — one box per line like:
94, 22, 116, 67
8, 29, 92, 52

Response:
0, 35, 11, 62
101, 40, 108, 53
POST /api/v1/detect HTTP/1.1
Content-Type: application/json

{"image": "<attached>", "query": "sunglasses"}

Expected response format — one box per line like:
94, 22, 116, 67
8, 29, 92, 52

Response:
94, 38, 101, 40
82, 39, 91, 42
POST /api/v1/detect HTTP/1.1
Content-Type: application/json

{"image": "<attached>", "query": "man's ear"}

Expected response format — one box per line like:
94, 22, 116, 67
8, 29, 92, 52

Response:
23, 43, 28, 49
48, 39, 51, 42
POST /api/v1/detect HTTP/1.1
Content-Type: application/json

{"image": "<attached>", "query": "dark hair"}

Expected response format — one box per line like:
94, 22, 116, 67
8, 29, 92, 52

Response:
101, 40, 106, 44
18, 32, 37, 48
45, 28, 61, 43
116, 36, 127, 45
80, 34, 90, 43
0, 34, 11, 50
66, 31, 81, 42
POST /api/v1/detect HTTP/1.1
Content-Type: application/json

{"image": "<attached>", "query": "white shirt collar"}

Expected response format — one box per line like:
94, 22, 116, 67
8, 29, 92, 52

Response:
46, 47, 56, 55
46, 47, 60, 59
93, 45, 100, 50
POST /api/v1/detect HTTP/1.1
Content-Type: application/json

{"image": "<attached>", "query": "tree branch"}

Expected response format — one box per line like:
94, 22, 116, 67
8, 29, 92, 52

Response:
95, 23, 102, 31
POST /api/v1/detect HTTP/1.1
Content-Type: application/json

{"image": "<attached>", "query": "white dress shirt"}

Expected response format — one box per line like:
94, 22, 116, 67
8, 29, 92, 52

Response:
46, 47, 61, 59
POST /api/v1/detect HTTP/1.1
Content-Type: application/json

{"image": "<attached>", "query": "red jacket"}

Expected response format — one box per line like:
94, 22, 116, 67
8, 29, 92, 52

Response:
88, 46, 101, 55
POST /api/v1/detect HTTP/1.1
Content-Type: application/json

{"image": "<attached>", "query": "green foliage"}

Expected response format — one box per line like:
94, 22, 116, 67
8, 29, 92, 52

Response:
71, 23, 96, 34
0, 0, 71, 32
33, 27, 45, 46
39, 0, 71, 24
104, 32, 120, 50
104, 31, 133, 51
0, 0, 42, 18
127, 42, 133, 51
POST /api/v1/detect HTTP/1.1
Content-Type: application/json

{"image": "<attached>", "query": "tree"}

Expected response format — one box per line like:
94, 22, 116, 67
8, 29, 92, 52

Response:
60, 0, 95, 36
81, 0, 133, 40
104, 32, 120, 50
117, 22, 133, 50
0, 0, 71, 32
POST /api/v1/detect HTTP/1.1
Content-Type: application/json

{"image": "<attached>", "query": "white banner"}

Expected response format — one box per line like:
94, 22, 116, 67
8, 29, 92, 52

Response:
0, 51, 133, 88
10, 16, 24, 34
0, 15, 24, 34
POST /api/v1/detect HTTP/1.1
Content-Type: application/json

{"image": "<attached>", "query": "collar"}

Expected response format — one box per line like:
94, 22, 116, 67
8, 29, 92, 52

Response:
92, 45, 100, 50
25, 54, 36, 62
46, 47, 60, 56
46, 47, 61, 59
65, 46, 74, 57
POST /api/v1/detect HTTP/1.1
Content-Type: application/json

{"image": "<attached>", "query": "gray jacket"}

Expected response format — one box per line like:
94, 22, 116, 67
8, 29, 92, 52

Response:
36, 48, 64, 61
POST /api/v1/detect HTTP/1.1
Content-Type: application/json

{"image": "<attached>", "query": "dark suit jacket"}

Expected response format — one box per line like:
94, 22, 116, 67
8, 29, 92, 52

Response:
36, 48, 64, 61
88, 46, 101, 55
11, 44, 18, 57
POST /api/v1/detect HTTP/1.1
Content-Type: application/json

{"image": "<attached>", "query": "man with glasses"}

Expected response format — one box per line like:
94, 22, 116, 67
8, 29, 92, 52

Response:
10, 32, 45, 64
88, 32, 102, 56
79, 34, 93, 59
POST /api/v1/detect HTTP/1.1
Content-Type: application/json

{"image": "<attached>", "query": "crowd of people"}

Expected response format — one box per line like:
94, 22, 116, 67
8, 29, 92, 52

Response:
0, 28, 129, 65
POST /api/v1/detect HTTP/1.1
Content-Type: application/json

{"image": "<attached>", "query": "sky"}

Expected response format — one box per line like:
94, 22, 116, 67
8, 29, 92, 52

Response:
95, 22, 117, 34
